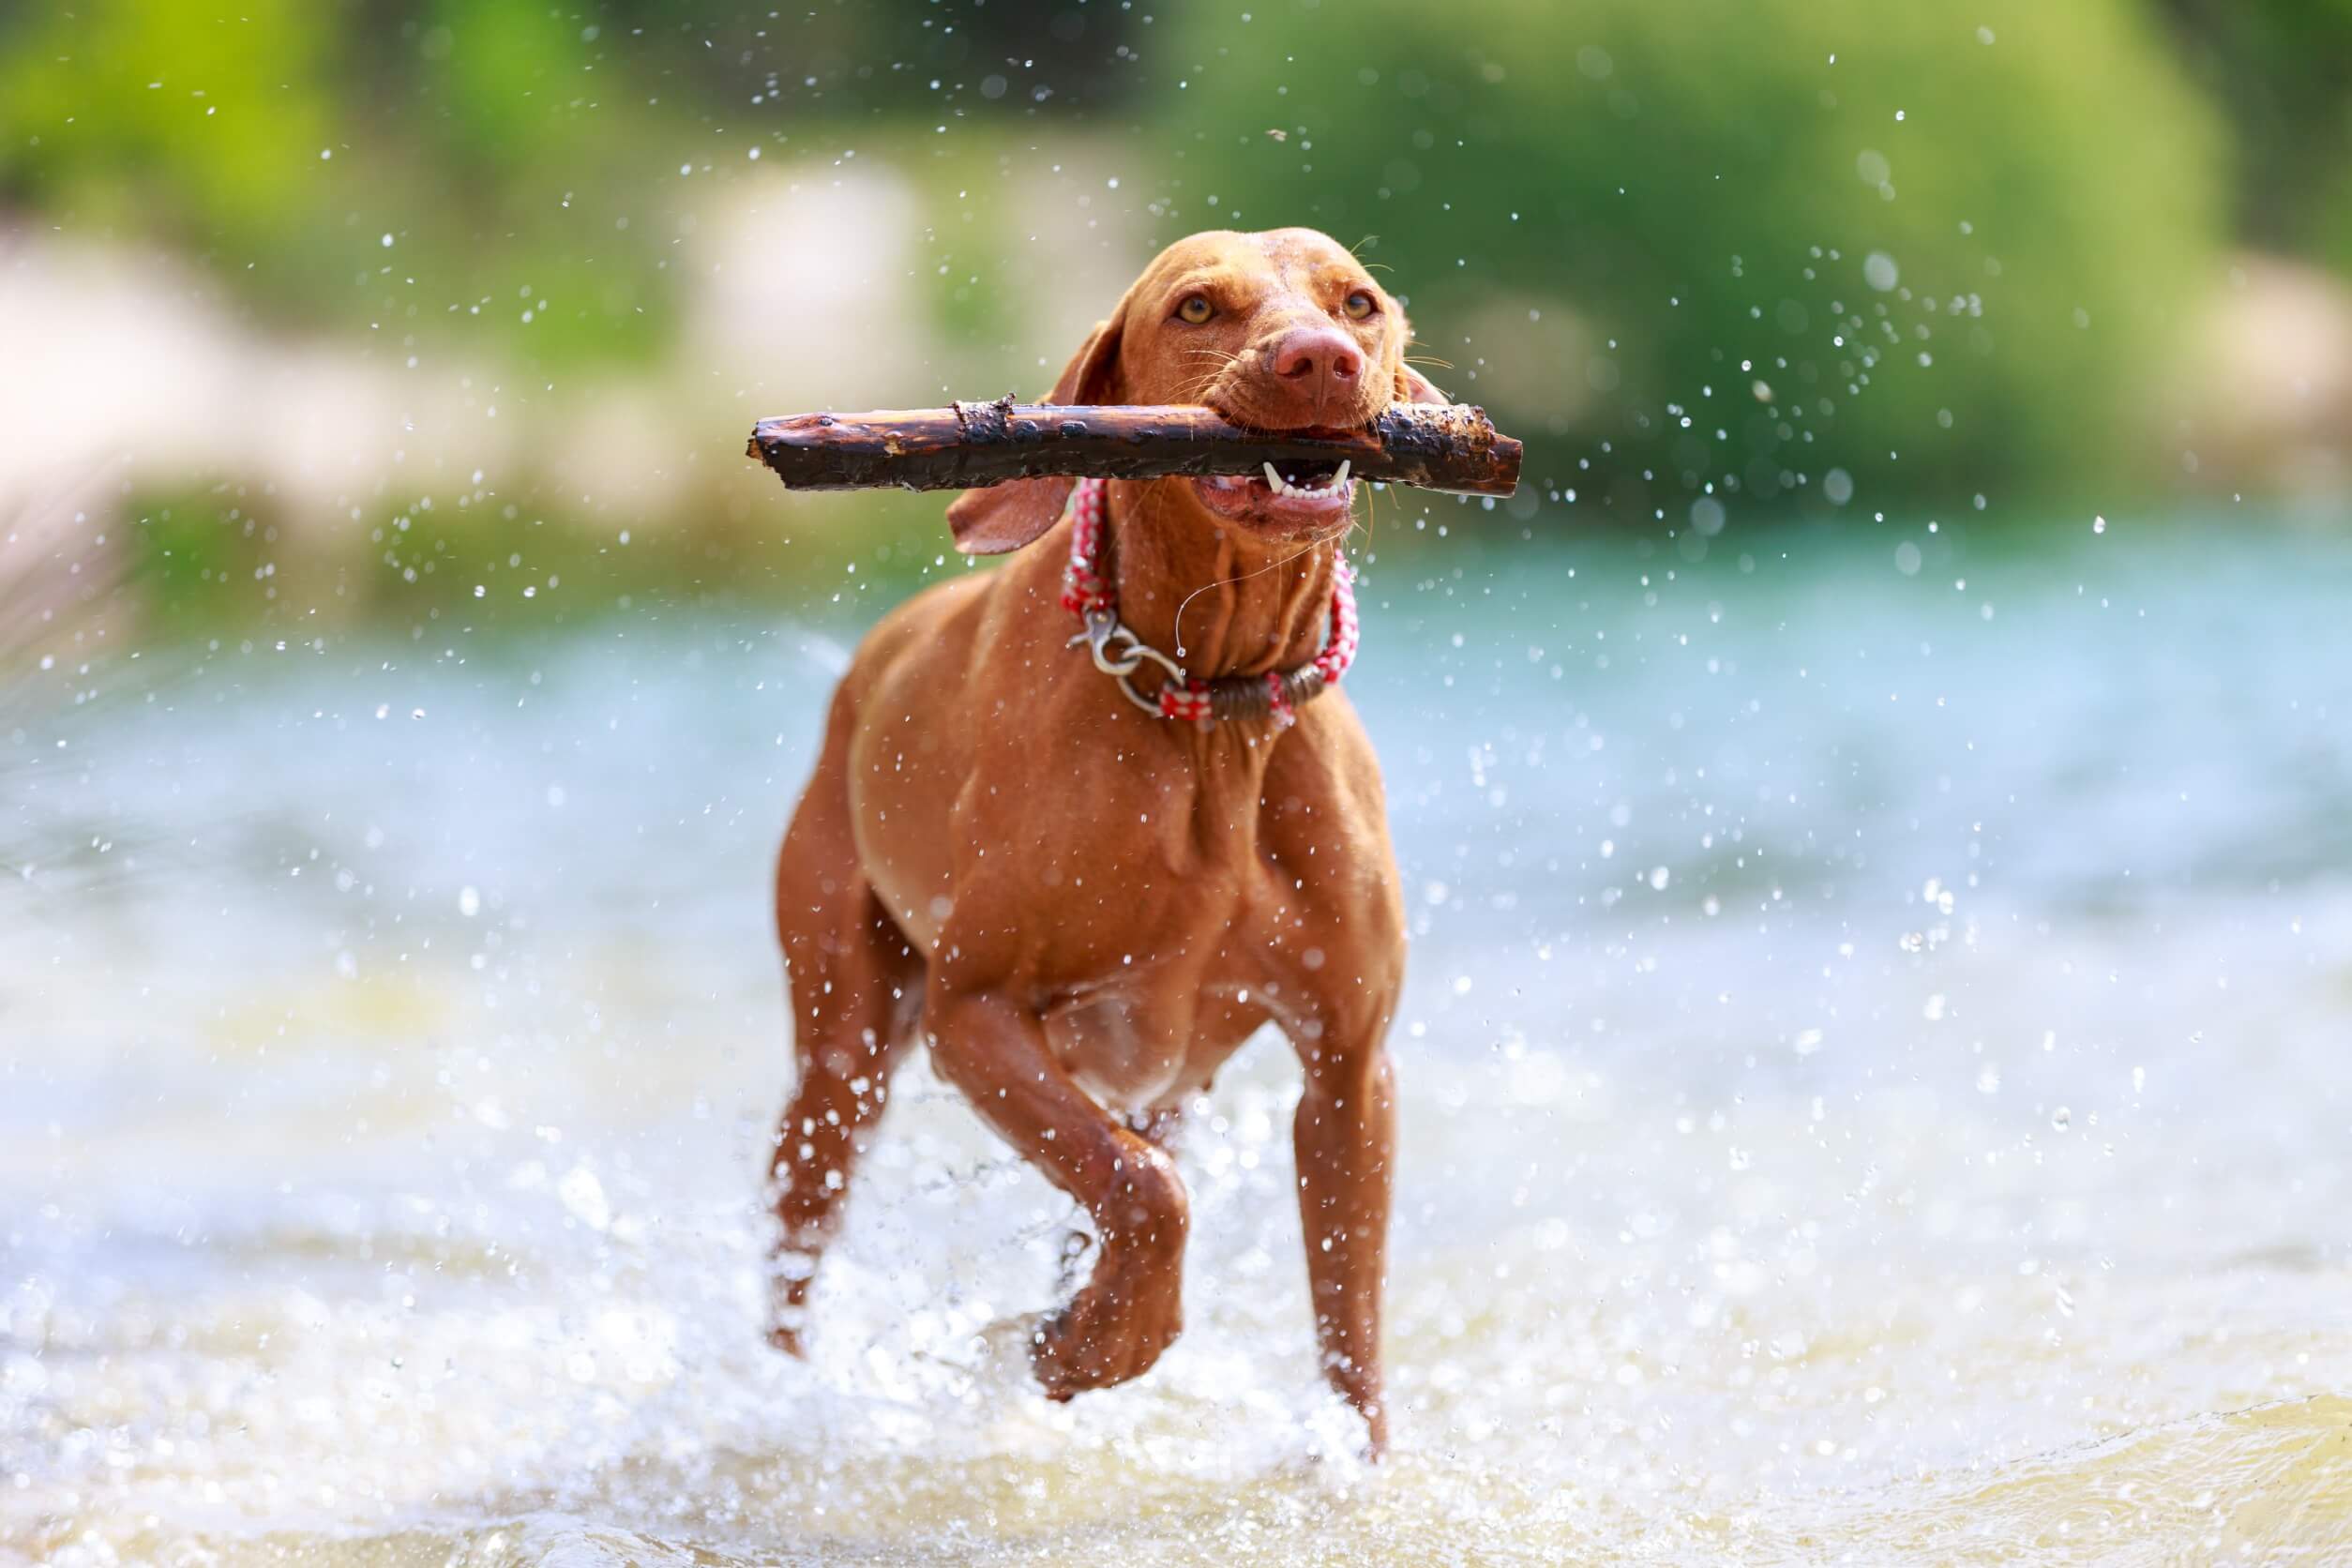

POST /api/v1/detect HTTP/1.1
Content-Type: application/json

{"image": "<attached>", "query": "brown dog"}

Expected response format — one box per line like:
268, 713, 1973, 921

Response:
765, 228, 1442, 1454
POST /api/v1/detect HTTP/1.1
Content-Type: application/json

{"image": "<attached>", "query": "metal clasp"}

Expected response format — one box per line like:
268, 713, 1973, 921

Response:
1069, 610, 1190, 715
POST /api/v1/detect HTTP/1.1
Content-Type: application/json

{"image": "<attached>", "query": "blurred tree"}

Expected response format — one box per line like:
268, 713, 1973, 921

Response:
1159, 0, 2227, 515
0, 0, 337, 240
0, 0, 685, 365
0, 0, 1152, 372
2152, 0, 2352, 271
0, 0, 2288, 523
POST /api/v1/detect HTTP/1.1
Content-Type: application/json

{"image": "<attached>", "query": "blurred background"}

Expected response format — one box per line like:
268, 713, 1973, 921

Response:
7, 4, 2352, 1564
4, 0, 2349, 627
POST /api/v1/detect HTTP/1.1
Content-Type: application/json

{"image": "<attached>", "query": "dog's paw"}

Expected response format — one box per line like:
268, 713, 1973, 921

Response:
1026, 1281, 1183, 1398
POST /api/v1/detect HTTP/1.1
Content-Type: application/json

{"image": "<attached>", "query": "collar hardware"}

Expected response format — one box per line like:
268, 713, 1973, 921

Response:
1057, 476, 1359, 728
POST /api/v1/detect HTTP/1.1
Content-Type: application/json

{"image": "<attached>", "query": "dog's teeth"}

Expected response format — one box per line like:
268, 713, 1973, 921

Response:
1253, 461, 1353, 498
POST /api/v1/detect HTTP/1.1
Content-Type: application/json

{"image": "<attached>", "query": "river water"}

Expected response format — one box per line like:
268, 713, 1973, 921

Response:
6, 512, 2351, 1563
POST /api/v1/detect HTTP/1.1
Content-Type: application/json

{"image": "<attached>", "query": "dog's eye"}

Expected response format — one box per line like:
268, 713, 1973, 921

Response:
1342, 290, 1378, 321
1175, 294, 1214, 324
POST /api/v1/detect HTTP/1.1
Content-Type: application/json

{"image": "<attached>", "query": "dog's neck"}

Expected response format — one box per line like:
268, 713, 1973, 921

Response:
1105, 480, 1339, 680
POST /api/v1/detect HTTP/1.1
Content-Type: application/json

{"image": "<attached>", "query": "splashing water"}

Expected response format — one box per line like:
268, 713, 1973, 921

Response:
7, 518, 2352, 1563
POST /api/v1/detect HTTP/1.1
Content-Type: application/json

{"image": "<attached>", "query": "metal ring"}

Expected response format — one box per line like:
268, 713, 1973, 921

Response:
1076, 615, 1146, 678
1112, 673, 1166, 715
1124, 639, 1187, 683
1074, 611, 1192, 687
1068, 611, 1199, 716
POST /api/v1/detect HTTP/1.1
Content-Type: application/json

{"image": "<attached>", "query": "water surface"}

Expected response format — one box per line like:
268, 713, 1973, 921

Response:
7, 514, 2352, 1563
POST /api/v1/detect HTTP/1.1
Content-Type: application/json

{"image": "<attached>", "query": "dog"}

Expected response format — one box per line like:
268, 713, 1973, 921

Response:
764, 228, 1443, 1454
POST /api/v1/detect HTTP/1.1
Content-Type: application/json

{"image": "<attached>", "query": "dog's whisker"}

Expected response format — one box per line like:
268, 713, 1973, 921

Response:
1172, 536, 1337, 659
1170, 367, 1231, 406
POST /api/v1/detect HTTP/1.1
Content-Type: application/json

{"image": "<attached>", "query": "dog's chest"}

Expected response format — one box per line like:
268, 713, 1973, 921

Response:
1045, 990, 1183, 1106
1032, 813, 1332, 1108
1042, 958, 1274, 1109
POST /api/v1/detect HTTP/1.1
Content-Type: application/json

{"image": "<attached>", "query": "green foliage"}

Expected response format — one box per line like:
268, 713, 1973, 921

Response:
128, 490, 277, 630
1159, 0, 2226, 512
0, 2, 712, 369
0, 0, 1117, 377
2154, 0, 2352, 271
0, 0, 337, 237
4, 0, 2341, 568
118, 475, 965, 634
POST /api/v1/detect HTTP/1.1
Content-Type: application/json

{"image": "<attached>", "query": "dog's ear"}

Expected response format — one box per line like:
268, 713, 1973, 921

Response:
1391, 305, 1448, 404
1396, 360, 1448, 405
946, 306, 1129, 555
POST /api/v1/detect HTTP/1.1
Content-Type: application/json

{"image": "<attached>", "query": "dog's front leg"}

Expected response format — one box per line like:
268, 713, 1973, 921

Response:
1294, 1031, 1398, 1455
926, 987, 1189, 1397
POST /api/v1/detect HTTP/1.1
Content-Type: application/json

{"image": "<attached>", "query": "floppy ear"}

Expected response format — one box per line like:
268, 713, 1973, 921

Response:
1398, 363, 1448, 404
1397, 358, 1449, 405
1393, 309, 1449, 404
946, 303, 1130, 555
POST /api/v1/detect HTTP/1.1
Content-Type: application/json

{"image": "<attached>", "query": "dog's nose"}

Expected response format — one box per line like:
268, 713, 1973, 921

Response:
1270, 326, 1362, 406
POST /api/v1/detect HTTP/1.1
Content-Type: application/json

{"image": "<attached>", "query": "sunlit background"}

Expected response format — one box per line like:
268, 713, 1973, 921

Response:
6, 4, 2351, 1563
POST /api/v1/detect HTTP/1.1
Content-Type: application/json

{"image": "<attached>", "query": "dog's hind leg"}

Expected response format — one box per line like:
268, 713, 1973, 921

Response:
765, 718, 923, 1355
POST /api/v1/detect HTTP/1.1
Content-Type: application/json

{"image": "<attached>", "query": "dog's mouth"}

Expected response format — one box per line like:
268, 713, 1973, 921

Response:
1189, 458, 1357, 531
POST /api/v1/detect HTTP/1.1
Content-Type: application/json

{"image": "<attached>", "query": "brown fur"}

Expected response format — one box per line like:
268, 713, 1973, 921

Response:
764, 229, 1443, 1453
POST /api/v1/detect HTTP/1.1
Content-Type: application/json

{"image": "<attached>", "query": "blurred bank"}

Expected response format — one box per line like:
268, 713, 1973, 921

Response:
2, 0, 2351, 637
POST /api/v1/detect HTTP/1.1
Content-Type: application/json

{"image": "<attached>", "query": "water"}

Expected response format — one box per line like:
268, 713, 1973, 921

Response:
7, 515, 2352, 1563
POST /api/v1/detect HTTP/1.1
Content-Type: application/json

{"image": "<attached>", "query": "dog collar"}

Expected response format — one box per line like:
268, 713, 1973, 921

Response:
1058, 475, 1358, 728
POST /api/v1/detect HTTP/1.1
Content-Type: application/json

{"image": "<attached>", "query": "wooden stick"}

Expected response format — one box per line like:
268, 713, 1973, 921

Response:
746, 399, 1522, 497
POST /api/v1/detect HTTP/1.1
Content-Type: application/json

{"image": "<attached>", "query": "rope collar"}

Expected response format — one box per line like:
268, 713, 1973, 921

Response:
1058, 476, 1358, 728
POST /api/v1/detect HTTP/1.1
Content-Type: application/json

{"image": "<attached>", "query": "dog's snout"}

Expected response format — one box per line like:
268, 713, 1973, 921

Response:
1270, 325, 1362, 400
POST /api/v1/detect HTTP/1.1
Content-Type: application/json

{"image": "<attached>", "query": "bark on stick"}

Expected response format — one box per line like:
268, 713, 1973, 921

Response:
746, 399, 1522, 497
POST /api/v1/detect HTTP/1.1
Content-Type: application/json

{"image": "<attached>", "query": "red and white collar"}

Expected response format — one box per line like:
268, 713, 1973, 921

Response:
1057, 476, 1359, 728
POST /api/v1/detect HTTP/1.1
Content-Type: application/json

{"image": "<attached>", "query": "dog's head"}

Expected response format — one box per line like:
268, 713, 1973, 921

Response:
948, 228, 1445, 553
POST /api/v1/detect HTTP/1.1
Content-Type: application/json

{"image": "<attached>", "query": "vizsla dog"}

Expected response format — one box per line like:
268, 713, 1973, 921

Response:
765, 228, 1442, 1454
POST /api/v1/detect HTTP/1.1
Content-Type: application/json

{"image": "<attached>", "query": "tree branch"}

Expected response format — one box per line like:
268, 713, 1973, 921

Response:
746, 399, 1522, 497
